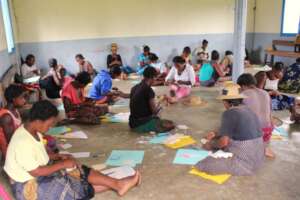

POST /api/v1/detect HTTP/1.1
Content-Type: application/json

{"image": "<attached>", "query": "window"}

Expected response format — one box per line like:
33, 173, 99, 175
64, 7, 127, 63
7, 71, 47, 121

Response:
281, 0, 300, 36
1, 0, 15, 53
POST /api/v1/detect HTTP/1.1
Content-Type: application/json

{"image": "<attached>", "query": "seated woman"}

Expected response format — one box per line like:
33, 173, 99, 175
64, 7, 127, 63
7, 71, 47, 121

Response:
237, 73, 275, 158
21, 54, 40, 79
129, 67, 175, 133
136, 45, 151, 75
4, 100, 141, 199
149, 53, 168, 86
61, 72, 108, 124
0, 85, 25, 159
39, 58, 68, 99
255, 62, 295, 110
164, 56, 195, 103
199, 50, 230, 87
75, 54, 96, 78
195, 84, 265, 175
278, 57, 300, 94
107, 43, 134, 78
221, 50, 233, 76
89, 67, 129, 104
181, 46, 192, 65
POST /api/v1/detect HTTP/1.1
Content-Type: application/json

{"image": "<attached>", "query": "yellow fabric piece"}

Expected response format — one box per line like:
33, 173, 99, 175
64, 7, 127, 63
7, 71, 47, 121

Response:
271, 135, 283, 140
165, 136, 196, 149
189, 168, 231, 184
23, 179, 38, 200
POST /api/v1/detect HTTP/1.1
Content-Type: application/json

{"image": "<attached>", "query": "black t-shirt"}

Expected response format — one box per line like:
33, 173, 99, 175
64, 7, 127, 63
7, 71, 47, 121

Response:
107, 54, 122, 68
129, 81, 155, 128
219, 106, 262, 141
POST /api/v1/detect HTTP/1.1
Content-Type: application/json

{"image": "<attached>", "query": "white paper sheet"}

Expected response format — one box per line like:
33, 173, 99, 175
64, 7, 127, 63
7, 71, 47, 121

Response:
60, 131, 88, 139
23, 76, 41, 83
101, 166, 136, 179
60, 143, 72, 150
71, 152, 90, 158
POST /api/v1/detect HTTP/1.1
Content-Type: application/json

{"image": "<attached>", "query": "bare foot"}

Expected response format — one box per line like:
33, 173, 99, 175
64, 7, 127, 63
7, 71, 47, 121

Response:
117, 172, 141, 196
265, 147, 276, 159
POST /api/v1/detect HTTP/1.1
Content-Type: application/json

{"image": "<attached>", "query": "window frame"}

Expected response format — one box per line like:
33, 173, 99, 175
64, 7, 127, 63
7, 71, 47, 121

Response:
0, 0, 15, 53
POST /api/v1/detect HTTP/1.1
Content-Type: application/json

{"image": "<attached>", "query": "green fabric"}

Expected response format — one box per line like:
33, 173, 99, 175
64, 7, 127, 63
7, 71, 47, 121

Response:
133, 118, 159, 133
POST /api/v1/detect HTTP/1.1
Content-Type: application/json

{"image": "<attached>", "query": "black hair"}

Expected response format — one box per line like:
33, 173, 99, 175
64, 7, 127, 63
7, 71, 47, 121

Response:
237, 73, 257, 87
75, 71, 91, 85
273, 62, 284, 71
75, 54, 85, 60
25, 54, 35, 62
183, 46, 191, 54
29, 100, 59, 122
59, 67, 67, 76
143, 45, 150, 52
202, 39, 208, 45
211, 50, 220, 60
225, 50, 233, 56
254, 71, 267, 86
296, 57, 300, 63
4, 84, 26, 103
48, 58, 58, 68
143, 66, 157, 79
110, 66, 122, 77
224, 99, 243, 107
173, 56, 185, 64
149, 53, 159, 62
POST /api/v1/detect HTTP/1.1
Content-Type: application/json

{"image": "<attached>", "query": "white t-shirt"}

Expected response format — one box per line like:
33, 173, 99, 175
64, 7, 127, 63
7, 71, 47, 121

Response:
264, 78, 279, 91
165, 64, 196, 86
4, 125, 49, 183
21, 63, 39, 78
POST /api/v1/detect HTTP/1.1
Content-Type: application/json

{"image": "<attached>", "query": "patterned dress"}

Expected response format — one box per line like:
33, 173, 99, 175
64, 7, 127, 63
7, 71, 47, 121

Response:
278, 62, 300, 94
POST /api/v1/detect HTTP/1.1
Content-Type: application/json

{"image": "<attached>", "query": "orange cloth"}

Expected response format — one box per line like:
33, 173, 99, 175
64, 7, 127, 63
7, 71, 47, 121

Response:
61, 81, 84, 105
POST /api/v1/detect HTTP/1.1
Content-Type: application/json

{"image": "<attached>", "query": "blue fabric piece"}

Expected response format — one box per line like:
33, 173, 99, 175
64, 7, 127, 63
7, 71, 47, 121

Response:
105, 150, 144, 167
199, 63, 214, 82
271, 95, 295, 110
89, 70, 112, 100
121, 66, 135, 74
173, 149, 209, 165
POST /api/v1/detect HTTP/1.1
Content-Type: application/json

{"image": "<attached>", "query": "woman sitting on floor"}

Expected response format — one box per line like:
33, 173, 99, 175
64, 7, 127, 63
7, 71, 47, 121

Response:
39, 58, 69, 99
75, 54, 96, 78
221, 50, 233, 76
237, 73, 275, 158
4, 100, 141, 200
255, 62, 295, 110
164, 56, 195, 103
181, 46, 192, 65
0, 85, 25, 159
149, 53, 168, 86
199, 50, 230, 87
278, 57, 300, 94
136, 45, 151, 75
61, 71, 108, 124
195, 84, 265, 175
107, 43, 134, 78
21, 54, 40, 79
129, 67, 175, 133
89, 66, 129, 104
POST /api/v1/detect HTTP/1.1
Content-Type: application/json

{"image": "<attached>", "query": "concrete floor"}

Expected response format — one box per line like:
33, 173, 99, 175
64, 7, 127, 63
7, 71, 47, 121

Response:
1, 79, 300, 200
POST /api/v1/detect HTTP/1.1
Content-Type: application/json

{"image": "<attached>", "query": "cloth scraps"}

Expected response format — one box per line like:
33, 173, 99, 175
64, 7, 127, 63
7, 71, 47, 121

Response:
149, 133, 170, 144
189, 168, 231, 184
173, 149, 209, 165
105, 150, 144, 167
209, 150, 233, 159
55, 131, 88, 139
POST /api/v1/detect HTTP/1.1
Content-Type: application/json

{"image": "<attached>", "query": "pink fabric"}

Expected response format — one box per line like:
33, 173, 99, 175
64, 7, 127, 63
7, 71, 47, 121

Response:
170, 85, 191, 99
61, 81, 84, 105
262, 126, 274, 143
0, 184, 11, 200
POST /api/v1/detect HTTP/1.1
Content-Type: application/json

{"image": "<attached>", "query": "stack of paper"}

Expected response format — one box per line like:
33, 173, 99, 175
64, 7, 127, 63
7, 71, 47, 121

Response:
173, 149, 209, 165
46, 126, 72, 135
101, 166, 136, 179
105, 150, 144, 167
189, 168, 231, 184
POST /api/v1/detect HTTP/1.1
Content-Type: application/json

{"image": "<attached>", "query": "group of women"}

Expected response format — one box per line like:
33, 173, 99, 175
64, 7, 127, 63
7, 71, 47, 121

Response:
0, 40, 299, 199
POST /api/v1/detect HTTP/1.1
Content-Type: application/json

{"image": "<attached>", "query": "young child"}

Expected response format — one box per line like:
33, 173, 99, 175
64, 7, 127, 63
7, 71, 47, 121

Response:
137, 45, 151, 75
164, 56, 195, 104
149, 53, 168, 86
